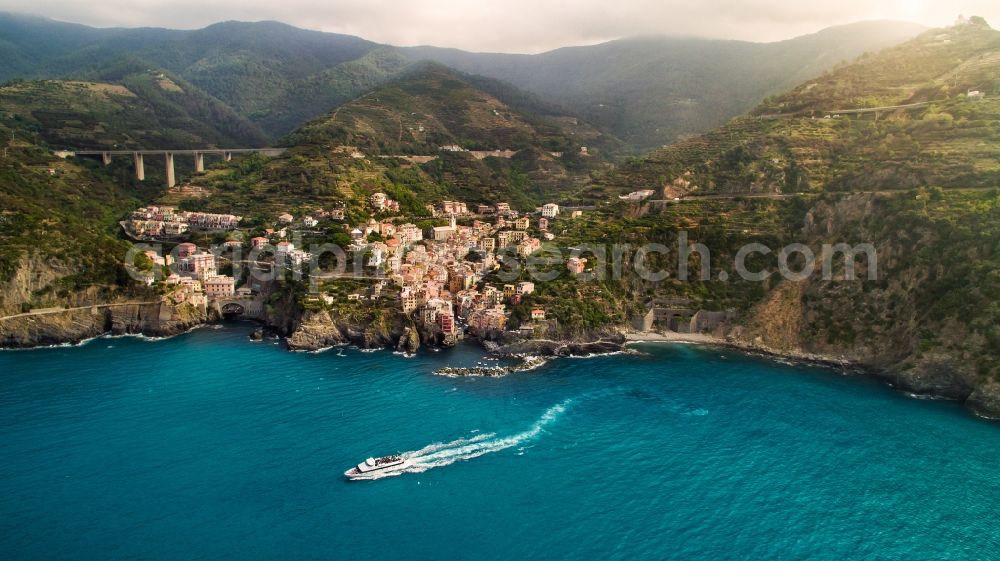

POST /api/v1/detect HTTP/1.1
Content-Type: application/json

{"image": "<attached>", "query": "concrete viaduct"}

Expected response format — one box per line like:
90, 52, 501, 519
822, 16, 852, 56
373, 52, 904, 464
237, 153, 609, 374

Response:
55, 148, 287, 187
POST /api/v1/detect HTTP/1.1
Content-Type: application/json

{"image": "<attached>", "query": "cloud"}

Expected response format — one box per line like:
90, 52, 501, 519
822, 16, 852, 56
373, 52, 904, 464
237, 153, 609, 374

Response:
4, 0, 999, 52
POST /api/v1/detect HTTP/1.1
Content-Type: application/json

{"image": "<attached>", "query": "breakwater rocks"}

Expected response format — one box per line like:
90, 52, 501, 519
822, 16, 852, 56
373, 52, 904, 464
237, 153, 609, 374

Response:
434, 355, 548, 377
435, 335, 630, 377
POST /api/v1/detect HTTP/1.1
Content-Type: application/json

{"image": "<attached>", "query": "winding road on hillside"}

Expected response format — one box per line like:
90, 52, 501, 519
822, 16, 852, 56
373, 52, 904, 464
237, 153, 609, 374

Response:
0, 301, 162, 322
758, 100, 942, 119
645, 186, 998, 204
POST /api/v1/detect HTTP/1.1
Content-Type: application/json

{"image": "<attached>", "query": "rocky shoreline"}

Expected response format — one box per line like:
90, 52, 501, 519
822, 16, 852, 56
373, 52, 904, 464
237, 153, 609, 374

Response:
622, 330, 1000, 421
486, 335, 629, 358
0, 302, 208, 349
3, 307, 997, 420
624, 331, 860, 371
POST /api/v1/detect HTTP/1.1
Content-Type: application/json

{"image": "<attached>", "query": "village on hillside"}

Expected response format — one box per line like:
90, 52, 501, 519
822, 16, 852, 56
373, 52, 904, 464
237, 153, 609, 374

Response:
125, 192, 586, 344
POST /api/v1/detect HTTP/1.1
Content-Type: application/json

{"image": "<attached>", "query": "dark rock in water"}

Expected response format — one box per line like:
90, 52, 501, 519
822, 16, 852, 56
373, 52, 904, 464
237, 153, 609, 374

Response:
396, 326, 421, 354
966, 381, 1000, 419
435, 355, 547, 377
249, 327, 264, 341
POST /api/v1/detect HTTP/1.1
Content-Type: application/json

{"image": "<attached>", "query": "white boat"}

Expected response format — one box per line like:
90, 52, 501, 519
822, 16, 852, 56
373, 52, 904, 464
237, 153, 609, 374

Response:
344, 454, 411, 480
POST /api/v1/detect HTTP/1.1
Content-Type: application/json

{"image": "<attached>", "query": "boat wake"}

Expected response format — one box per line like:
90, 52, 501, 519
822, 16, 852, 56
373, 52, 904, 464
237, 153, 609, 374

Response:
361, 399, 572, 480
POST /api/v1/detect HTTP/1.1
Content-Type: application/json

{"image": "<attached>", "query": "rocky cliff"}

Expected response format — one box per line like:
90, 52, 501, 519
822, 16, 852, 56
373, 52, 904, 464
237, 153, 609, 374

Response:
0, 254, 125, 317
0, 302, 208, 348
284, 308, 421, 353
723, 192, 1000, 418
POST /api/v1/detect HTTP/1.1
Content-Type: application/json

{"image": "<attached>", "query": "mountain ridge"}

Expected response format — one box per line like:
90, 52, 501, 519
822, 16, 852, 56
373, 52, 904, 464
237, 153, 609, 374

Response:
400, 20, 927, 149
0, 12, 924, 149
181, 65, 613, 217
0, 68, 268, 150
592, 18, 1000, 198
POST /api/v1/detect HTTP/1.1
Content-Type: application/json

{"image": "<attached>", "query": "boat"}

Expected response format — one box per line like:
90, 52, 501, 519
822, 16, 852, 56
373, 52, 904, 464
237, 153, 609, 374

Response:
344, 454, 411, 480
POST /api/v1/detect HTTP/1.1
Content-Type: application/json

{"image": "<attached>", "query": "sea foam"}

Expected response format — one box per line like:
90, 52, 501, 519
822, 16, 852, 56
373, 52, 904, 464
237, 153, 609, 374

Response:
360, 399, 573, 479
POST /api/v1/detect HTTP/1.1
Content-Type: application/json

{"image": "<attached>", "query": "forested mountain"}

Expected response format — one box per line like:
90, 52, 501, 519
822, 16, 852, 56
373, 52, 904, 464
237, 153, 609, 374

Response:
178, 66, 615, 217
0, 68, 267, 149
286, 63, 614, 154
402, 21, 926, 150
562, 18, 1000, 405
0, 12, 923, 149
0, 14, 388, 138
596, 17, 1000, 198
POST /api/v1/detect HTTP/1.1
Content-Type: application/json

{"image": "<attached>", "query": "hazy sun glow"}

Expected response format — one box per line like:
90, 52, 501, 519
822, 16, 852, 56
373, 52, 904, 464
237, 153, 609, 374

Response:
892, 0, 931, 22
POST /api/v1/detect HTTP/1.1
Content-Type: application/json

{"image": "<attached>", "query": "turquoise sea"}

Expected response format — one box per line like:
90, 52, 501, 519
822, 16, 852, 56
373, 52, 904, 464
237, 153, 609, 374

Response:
1, 323, 998, 560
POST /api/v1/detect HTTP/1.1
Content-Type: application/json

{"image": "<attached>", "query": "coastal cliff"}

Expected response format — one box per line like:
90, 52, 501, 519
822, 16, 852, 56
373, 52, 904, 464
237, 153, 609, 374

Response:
0, 250, 203, 348
0, 253, 130, 318
284, 308, 421, 353
0, 302, 208, 348
724, 193, 1000, 418
725, 325, 1000, 420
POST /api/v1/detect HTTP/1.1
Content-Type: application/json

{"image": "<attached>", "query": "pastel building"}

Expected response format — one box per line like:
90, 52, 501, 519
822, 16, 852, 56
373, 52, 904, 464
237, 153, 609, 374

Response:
567, 257, 587, 274
204, 275, 235, 299
181, 251, 217, 279
176, 242, 197, 258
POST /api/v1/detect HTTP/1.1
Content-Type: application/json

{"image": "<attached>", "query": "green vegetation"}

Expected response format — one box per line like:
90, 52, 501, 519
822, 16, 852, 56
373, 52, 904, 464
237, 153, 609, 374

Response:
505, 198, 802, 329
0, 15, 379, 139
0, 131, 158, 314
0, 13, 996, 388
0, 71, 266, 150
404, 21, 925, 150
0, 13, 924, 150
285, 64, 604, 155
594, 20, 1000, 198
509, 279, 634, 333
181, 66, 614, 216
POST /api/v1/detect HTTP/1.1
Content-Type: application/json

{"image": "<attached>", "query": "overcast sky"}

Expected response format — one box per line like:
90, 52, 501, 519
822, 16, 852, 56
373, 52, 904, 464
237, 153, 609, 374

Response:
4, 0, 999, 52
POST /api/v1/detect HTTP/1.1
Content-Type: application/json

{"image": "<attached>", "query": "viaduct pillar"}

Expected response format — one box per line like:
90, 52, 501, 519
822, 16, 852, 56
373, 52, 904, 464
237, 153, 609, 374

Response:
102, 152, 111, 165
194, 152, 205, 172
224, 151, 232, 162
133, 152, 145, 181
165, 152, 175, 187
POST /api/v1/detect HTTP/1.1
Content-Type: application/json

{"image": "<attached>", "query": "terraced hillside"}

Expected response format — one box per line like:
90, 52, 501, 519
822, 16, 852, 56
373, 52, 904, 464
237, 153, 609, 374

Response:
597, 18, 1000, 199
286, 64, 607, 154
0, 66, 248, 313
540, 19, 1000, 412
181, 66, 616, 218
0, 70, 267, 150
